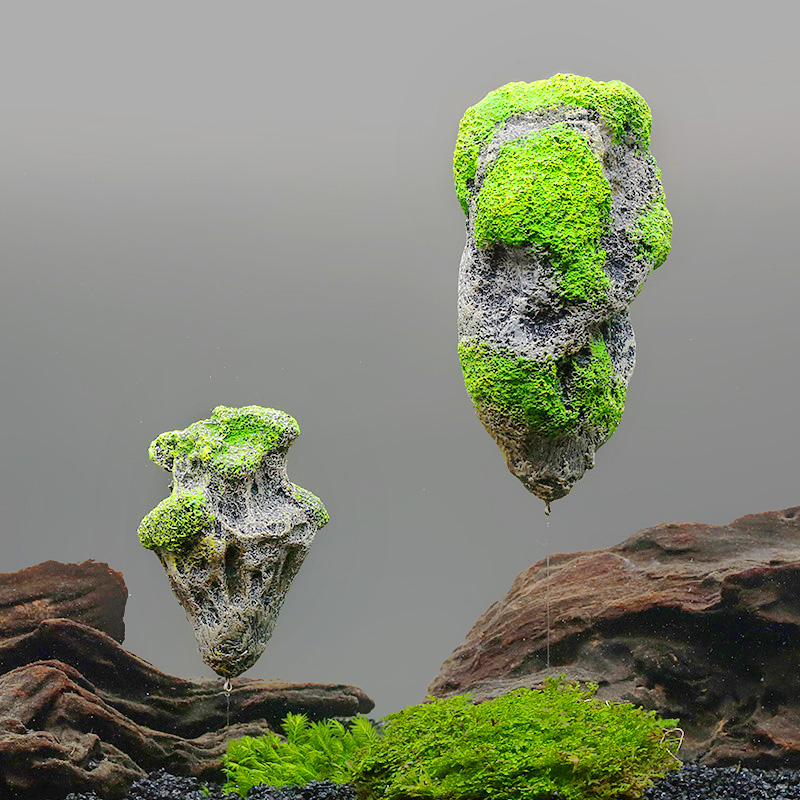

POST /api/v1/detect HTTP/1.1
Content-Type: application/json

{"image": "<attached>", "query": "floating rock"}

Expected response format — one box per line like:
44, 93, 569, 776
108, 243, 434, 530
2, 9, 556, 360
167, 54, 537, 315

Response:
455, 74, 672, 504
0, 616, 374, 799
428, 506, 800, 767
139, 405, 329, 677
0, 559, 127, 643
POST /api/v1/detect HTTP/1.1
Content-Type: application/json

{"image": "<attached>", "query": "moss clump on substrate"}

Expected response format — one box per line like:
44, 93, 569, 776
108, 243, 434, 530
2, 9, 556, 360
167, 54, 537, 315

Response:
222, 678, 680, 800
149, 405, 300, 480
458, 335, 626, 440
474, 123, 612, 304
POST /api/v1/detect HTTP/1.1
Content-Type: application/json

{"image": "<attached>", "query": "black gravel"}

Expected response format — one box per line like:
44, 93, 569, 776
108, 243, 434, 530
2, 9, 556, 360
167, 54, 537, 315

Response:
644, 762, 800, 799
64, 770, 355, 800
64, 762, 800, 800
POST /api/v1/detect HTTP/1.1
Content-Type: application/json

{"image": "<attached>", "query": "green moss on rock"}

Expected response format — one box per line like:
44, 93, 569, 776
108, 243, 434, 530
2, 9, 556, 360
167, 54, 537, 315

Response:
290, 483, 330, 529
572, 335, 627, 439
137, 490, 215, 553
474, 124, 611, 303
459, 335, 626, 440
458, 339, 576, 438
149, 405, 300, 480
454, 73, 652, 214
630, 190, 673, 269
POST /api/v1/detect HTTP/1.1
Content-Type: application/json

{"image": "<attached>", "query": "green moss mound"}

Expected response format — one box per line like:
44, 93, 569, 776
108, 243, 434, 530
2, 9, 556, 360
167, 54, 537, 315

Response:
149, 405, 300, 480
454, 73, 652, 215
459, 339, 575, 437
223, 713, 379, 796
352, 678, 680, 800
137, 489, 215, 553
571, 335, 627, 439
630, 190, 673, 269
459, 335, 626, 440
474, 123, 611, 303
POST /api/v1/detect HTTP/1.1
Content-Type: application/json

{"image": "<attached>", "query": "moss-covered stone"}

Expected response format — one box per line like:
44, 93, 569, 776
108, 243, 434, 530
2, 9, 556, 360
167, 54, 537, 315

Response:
139, 405, 329, 677
474, 123, 611, 303
630, 190, 673, 269
459, 339, 574, 438
149, 405, 300, 480
454, 73, 670, 502
459, 335, 625, 442
571, 335, 626, 439
290, 483, 330, 529
137, 490, 215, 553
454, 73, 652, 214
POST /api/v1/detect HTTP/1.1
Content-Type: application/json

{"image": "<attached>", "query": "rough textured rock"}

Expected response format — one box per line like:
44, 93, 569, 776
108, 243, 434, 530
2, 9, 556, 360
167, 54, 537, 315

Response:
139, 405, 329, 677
0, 559, 127, 643
455, 74, 672, 505
0, 617, 374, 799
428, 506, 800, 768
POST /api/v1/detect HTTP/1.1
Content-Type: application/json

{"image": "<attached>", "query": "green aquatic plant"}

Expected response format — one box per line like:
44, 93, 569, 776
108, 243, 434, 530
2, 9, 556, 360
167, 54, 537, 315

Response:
352, 677, 680, 800
223, 713, 380, 796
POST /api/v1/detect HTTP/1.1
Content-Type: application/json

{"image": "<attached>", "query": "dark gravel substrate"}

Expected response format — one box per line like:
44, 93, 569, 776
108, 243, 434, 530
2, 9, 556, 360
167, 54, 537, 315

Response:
64, 771, 354, 800
644, 762, 800, 799
65, 762, 800, 799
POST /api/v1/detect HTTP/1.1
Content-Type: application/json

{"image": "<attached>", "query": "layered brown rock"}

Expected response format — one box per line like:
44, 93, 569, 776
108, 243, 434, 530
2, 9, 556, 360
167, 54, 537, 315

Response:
0, 560, 127, 642
0, 562, 374, 800
428, 506, 800, 768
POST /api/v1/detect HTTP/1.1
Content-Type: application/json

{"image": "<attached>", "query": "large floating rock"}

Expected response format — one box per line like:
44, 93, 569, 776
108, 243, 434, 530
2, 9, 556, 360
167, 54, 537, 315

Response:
0, 560, 127, 643
455, 74, 672, 504
428, 506, 800, 767
0, 617, 374, 799
139, 405, 329, 678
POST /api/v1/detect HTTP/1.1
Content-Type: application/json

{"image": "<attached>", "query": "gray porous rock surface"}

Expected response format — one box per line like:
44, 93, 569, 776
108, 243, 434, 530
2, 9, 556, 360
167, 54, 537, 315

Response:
428, 506, 800, 768
138, 405, 329, 678
455, 74, 672, 504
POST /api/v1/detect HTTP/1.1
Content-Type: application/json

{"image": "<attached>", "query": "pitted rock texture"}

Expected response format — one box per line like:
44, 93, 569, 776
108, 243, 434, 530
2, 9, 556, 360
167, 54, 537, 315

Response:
455, 74, 672, 504
428, 506, 800, 767
0, 617, 374, 799
0, 560, 127, 642
138, 405, 329, 677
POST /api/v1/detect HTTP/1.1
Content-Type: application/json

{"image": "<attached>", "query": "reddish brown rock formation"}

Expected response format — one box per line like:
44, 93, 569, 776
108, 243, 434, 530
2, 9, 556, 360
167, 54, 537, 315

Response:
0, 560, 127, 642
428, 506, 800, 768
0, 564, 374, 799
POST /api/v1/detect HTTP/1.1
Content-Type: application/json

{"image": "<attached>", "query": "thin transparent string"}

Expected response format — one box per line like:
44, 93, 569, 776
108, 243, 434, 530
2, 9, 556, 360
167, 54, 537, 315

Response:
223, 678, 232, 729
535, 509, 552, 670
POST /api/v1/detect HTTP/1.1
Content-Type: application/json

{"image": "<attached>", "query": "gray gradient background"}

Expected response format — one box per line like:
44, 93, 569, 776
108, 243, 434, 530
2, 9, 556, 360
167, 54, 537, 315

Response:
1, 2, 798, 720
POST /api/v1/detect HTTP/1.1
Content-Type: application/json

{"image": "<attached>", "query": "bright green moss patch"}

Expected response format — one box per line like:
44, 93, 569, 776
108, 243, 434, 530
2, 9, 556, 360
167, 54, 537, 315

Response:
352, 678, 680, 800
630, 190, 673, 269
458, 339, 577, 438
149, 405, 300, 480
572, 335, 627, 439
474, 124, 611, 304
454, 73, 652, 213
223, 713, 379, 796
459, 336, 626, 440
290, 483, 330, 528
137, 489, 215, 553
